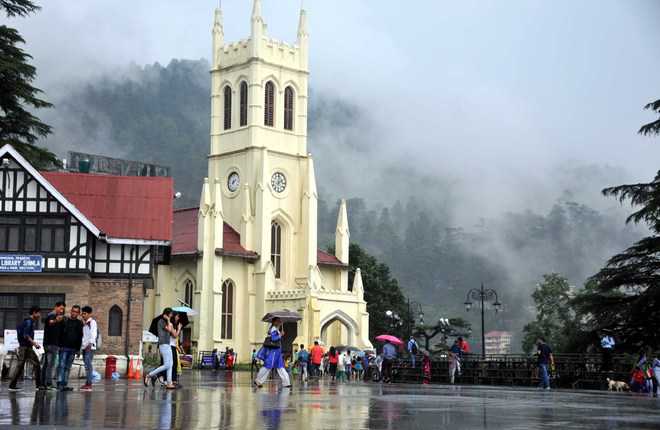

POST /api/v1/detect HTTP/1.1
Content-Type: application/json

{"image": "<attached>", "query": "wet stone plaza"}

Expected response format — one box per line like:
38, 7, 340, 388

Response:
1, 372, 659, 429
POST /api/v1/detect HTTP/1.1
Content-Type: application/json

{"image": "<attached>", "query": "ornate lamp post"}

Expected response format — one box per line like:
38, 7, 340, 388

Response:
385, 310, 403, 335
464, 283, 502, 358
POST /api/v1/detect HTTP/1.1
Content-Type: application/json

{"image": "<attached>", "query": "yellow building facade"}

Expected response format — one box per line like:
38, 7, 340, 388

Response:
145, 1, 371, 362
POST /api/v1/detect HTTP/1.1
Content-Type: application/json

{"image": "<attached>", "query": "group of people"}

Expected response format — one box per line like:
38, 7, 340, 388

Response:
7, 302, 98, 392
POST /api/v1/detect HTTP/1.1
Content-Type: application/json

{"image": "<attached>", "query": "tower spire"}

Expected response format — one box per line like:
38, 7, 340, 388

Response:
252, 0, 263, 23
212, 6, 224, 67
297, 7, 308, 39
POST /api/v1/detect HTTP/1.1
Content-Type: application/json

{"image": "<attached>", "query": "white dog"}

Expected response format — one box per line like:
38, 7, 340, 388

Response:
607, 378, 629, 392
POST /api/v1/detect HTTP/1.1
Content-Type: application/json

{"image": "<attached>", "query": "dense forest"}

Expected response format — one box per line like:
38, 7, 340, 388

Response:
40, 59, 643, 351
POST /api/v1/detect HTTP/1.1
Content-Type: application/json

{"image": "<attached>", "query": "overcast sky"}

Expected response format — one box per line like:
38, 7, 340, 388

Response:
11, 0, 660, 215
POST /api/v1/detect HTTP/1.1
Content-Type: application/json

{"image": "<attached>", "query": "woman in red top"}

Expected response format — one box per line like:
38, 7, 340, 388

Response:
328, 347, 339, 381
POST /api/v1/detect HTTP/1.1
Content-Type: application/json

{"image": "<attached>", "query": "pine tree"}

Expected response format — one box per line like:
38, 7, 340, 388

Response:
574, 98, 660, 351
0, 0, 58, 168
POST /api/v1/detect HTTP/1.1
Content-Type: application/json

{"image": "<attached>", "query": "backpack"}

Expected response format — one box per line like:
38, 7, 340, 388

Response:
412, 342, 418, 354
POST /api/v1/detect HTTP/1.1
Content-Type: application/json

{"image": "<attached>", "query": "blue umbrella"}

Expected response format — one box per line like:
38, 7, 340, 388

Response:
172, 306, 197, 316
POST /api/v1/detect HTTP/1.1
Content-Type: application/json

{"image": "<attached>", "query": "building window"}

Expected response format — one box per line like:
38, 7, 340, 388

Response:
240, 81, 248, 127
0, 215, 67, 254
284, 86, 294, 131
0, 293, 64, 333
264, 81, 275, 127
223, 86, 232, 130
270, 221, 282, 279
108, 305, 122, 336
221, 280, 234, 339
184, 279, 193, 308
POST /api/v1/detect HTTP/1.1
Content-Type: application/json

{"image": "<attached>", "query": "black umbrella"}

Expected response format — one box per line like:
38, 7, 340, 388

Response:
261, 309, 303, 323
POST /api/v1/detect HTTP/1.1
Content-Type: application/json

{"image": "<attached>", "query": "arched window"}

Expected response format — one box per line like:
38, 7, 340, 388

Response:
264, 81, 275, 127
221, 280, 234, 339
184, 279, 193, 308
223, 86, 232, 130
240, 81, 248, 127
271, 221, 282, 279
284, 86, 294, 131
108, 305, 122, 336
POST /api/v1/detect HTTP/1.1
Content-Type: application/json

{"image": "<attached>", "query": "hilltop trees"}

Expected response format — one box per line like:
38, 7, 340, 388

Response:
0, 0, 58, 167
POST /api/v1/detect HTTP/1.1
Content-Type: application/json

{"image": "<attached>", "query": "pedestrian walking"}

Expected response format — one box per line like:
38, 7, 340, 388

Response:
145, 308, 176, 390
80, 306, 98, 391
254, 317, 291, 388
328, 347, 339, 381
8, 306, 43, 391
297, 344, 309, 382
651, 354, 660, 398
536, 337, 554, 390
600, 331, 615, 372
355, 356, 364, 380
449, 339, 462, 385
251, 349, 258, 374
407, 336, 419, 368
337, 352, 347, 382
155, 312, 182, 387
310, 341, 324, 377
422, 351, 432, 384
57, 305, 84, 391
40, 301, 65, 390
382, 340, 397, 383
458, 337, 470, 354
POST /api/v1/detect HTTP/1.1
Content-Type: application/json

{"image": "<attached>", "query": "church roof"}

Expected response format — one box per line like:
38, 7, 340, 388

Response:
172, 207, 346, 267
42, 171, 173, 243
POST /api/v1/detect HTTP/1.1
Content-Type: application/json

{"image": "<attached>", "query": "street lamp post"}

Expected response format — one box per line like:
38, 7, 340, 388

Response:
464, 283, 502, 358
407, 299, 424, 338
385, 310, 403, 335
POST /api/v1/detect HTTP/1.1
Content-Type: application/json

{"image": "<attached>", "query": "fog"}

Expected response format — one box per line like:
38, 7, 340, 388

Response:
8, 1, 660, 341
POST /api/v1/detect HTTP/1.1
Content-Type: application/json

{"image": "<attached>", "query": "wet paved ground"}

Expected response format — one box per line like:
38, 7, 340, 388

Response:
0, 372, 659, 429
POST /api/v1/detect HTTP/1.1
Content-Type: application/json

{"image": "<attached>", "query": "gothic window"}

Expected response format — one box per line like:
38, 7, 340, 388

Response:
264, 81, 275, 127
184, 279, 193, 308
284, 86, 294, 131
271, 221, 282, 279
108, 305, 122, 336
223, 86, 232, 130
240, 81, 248, 127
221, 280, 234, 339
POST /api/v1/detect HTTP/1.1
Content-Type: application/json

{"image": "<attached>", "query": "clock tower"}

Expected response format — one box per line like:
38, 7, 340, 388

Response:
184, 1, 371, 355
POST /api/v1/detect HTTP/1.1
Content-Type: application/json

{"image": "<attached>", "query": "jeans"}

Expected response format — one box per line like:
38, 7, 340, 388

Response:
410, 352, 416, 368
41, 344, 60, 386
9, 346, 42, 388
83, 349, 94, 385
156, 346, 178, 382
57, 348, 77, 387
539, 364, 550, 388
382, 358, 393, 382
149, 344, 173, 384
449, 357, 461, 384
310, 363, 320, 377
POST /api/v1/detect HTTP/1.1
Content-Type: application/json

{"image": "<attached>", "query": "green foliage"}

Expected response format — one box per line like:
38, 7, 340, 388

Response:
575, 98, 660, 352
345, 243, 408, 341
521, 273, 582, 353
0, 0, 58, 168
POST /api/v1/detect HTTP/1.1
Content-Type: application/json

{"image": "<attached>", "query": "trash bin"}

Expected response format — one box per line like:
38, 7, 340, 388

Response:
105, 355, 117, 379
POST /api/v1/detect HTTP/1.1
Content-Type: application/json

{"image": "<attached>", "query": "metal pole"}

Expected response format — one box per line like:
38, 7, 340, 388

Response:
125, 246, 134, 358
481, 283, 485, 359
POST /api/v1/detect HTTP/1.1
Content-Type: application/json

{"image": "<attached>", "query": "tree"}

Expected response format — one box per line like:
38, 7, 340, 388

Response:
521, 273, 581, 353
345, 243, 408, 341
573, 98, 660, 352
0, 0, 58, 168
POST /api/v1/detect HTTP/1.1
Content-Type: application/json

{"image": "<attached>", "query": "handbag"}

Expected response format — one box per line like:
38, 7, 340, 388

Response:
262, 327, 282, 349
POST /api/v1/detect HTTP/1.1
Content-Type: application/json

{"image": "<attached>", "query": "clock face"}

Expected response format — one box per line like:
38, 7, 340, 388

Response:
271, 172, 287, 193
227, 172, 240, 192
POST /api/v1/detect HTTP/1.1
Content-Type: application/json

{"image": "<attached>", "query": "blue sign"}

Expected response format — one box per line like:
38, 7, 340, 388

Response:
0, 255, 43, 273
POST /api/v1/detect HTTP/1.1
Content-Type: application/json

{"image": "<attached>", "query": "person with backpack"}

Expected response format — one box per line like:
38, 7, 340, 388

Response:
57, 304, 84, 391
80, 306, 98, 391
144, 308, 176, 390
40, 301, 65, 390
408, 336, 419, 368
8, 306, 43, 391
296, 344, 309, 382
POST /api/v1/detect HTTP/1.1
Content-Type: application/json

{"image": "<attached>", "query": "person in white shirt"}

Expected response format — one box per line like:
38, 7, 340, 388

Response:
80, 306, 97, 391
337, 352, 347, 382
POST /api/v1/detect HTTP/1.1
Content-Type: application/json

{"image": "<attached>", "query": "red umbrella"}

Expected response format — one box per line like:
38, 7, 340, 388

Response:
375, 334, 403, 345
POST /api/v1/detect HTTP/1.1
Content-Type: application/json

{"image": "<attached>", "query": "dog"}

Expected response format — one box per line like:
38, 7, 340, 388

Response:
607, 377, 630, 392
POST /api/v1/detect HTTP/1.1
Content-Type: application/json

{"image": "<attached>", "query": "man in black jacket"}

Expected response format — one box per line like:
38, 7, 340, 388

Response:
57, 305, 84, 391
41, 301, 65, 390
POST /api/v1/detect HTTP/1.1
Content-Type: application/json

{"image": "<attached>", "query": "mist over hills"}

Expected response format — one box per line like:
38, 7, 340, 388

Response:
39, 59, 643, 350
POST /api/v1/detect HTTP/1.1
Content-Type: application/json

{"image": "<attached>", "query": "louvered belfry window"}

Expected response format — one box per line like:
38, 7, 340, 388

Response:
284, 86, 294, 131
240, 81, 248, 126
223, 86, 232, 130
264, 81, 275, 127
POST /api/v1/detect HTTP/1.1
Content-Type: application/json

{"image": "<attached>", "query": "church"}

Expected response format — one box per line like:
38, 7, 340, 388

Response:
144, 2, 372, 362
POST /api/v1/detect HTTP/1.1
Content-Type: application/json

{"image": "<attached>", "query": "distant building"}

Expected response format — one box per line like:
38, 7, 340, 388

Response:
485, 330, 512, 355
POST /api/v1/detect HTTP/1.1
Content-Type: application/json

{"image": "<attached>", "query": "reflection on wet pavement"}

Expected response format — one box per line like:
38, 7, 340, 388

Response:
1, 372, 659, 429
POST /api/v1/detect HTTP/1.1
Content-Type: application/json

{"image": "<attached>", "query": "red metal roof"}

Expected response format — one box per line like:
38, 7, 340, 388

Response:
317, 249, 347, 267
42, 171, 173, 242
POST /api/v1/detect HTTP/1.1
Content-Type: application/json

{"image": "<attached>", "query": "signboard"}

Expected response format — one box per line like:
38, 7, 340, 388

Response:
0, 255, 43, 273
3, 329, 44, 352
68, 151, 171, 177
